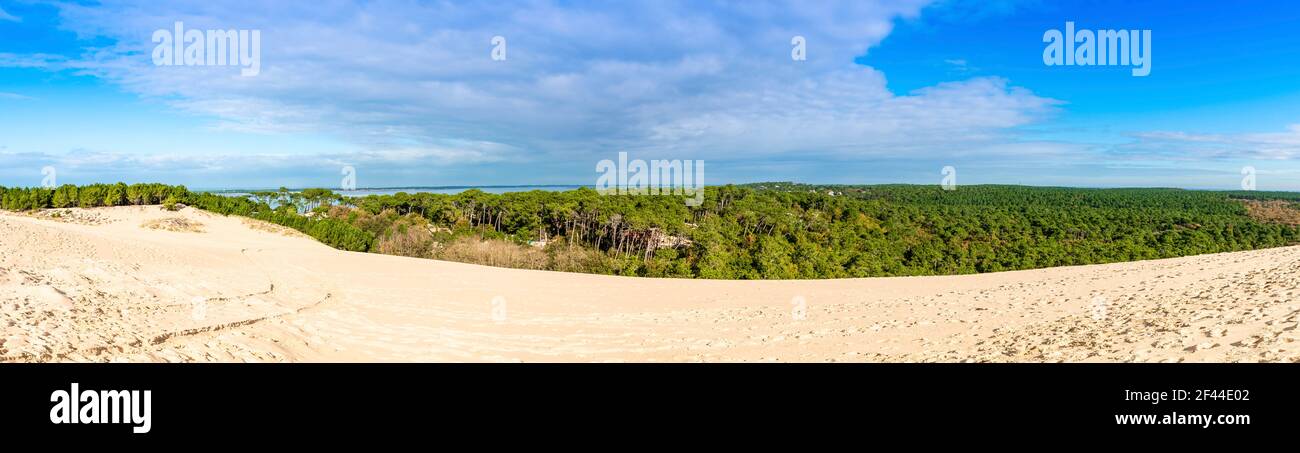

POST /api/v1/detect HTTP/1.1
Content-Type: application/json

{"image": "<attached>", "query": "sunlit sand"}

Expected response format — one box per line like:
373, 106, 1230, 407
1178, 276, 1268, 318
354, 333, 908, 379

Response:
3, 206, 1297, 363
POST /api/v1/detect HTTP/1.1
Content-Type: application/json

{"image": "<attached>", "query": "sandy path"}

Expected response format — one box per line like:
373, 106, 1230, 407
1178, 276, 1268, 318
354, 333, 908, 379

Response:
2, 206, 1298, 363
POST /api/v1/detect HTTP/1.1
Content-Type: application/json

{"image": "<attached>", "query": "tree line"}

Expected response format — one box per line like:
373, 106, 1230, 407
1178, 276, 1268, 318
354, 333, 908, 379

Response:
1, 183, 187, 211
5, 182, 1300, 279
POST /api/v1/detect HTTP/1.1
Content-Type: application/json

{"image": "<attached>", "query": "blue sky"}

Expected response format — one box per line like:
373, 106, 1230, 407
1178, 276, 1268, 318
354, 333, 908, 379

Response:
2, 0, 1300, 189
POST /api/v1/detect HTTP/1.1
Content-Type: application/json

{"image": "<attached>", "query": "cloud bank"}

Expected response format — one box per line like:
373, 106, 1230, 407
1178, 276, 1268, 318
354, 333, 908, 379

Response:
0, 0, 1079, 186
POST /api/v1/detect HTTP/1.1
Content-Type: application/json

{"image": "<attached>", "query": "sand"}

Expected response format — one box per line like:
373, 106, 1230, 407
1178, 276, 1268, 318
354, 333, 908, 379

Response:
2, 205, 1298, 363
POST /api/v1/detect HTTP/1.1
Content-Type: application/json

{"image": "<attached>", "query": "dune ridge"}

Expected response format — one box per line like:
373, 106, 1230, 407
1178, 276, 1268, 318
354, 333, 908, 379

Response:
2, 206, 1298, 363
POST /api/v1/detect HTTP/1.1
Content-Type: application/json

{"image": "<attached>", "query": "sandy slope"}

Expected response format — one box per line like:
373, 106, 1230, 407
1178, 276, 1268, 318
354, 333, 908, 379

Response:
2, 206, 1299, 363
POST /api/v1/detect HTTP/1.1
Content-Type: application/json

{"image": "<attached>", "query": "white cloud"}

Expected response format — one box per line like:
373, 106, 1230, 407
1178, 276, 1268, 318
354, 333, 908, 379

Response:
7, 0, 1063, 178
0, 142, 514, 188
0, 6, 20, 22
1120, 125, 1300, 161
24, 1, 1300, 190
0, 92, 35, 100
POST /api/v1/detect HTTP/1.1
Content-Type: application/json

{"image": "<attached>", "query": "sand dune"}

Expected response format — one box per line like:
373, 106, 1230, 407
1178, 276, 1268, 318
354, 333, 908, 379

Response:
2, 206, 1299, 363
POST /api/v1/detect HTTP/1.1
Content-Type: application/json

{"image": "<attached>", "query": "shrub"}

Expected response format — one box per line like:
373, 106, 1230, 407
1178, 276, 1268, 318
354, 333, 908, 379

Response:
436, 236, 549, 270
